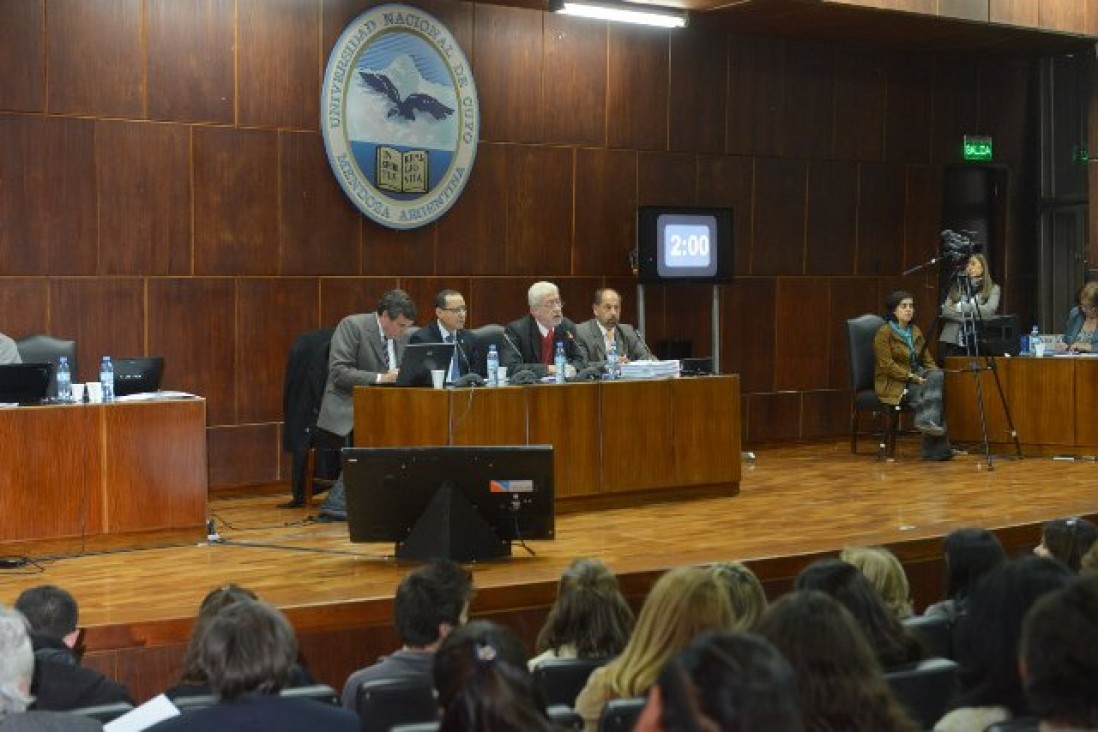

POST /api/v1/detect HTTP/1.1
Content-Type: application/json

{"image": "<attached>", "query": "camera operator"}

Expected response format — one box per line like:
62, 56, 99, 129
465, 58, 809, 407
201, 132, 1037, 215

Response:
938, 253, 1001, 359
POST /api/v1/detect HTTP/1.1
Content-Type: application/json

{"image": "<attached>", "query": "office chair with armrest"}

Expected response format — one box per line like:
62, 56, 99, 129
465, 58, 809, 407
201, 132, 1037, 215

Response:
903, 613, 953, 660
282, 328, 340, 507
884, 657, 959, 731
469, 324, 505, 359
15, 334, 77, 398
354, 677, 438, 732
533, 657, 607, 708
845, 314, 911, 458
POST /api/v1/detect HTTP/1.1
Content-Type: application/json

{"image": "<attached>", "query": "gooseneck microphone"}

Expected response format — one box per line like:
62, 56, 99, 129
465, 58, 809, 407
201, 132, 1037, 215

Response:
502, 331, 524, 360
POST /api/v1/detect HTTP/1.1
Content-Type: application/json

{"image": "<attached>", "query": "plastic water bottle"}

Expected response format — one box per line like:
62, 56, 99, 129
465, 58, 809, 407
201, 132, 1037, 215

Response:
100, 356, 115, 402
56, 357, 72, 402
1030, 324, 1042, 357
554, 341, 566, 384
606, 340, 620, 380
486, 344, 499, 387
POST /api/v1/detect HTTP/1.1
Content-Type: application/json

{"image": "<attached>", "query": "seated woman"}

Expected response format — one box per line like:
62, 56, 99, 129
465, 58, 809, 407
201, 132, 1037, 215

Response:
1060, 281, 1098, 353
1033, 516, 1098, 573
528, 558, 634, 670
708, 561, 768, 630
924, 528, 1006, 624
573, 566, 734, 731
874, 290, 952, 460
938, 254, 1001, 359
840, 546, 914, 619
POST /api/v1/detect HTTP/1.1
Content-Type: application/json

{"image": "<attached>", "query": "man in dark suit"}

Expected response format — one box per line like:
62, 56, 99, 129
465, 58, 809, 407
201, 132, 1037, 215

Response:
501, 281, 585, 379
574, 287, 654, 368
408, 289, 482, 382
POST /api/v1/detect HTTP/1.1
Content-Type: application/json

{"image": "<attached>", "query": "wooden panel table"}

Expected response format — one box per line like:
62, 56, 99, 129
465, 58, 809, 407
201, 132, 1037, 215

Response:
354, 375, 741, 511
0, 398, 208, 551
945, 355, 1098, 454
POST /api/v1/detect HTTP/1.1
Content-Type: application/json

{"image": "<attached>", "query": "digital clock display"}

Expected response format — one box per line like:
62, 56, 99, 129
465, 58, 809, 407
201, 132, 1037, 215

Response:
656, 214, 718, 279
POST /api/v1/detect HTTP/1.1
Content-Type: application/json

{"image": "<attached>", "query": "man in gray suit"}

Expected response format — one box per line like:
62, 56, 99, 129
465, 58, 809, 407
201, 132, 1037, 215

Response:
574, 287, 654, 368
316, 289, 417, 520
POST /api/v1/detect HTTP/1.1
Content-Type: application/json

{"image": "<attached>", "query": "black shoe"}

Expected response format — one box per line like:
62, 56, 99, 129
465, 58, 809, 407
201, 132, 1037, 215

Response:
915, 420, 946, 437
277, 499, 305, 509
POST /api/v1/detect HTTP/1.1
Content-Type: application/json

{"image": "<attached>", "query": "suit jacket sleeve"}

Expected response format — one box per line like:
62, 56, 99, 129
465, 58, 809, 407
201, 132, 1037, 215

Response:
329, 316, 383, 391
501, 320, 549, 377
620, 324, 653, 361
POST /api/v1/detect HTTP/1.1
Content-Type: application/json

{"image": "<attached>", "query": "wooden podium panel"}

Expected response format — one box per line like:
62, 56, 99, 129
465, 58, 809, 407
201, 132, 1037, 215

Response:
1075, 359, 1098, 446
353, 376, 741, 509
0, 399, 207, 548
1007, 357, 1074, 446
944, 359, 1012, 444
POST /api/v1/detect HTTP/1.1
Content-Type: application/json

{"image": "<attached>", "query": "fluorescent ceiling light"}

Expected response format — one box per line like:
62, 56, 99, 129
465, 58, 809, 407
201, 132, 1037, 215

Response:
551, 0, 688, 28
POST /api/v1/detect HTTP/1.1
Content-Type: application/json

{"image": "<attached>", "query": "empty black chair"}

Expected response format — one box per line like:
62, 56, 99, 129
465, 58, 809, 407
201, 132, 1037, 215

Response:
15, 334, 76, 398
598, 696, 647, 732
355, 677, 438, 732
903, 613, 953, 660
884, 657, 959, 731
68, 701, 135, 723
533, 657, 607, 708
469, 324, 505, 359
845, 314, 911, 458
282, 328, 339, 507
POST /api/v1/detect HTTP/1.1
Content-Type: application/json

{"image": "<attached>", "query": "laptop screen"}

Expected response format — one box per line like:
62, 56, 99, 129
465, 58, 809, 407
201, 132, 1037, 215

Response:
395, 342, 456, 387
0, 363, 53, 404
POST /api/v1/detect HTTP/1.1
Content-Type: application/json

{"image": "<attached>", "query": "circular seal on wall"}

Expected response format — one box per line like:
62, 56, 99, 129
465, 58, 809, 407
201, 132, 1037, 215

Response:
321, 4, 479, 230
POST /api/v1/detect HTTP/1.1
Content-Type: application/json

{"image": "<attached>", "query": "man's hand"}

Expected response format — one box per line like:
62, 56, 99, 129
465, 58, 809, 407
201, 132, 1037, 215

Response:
379, 369, 399, 384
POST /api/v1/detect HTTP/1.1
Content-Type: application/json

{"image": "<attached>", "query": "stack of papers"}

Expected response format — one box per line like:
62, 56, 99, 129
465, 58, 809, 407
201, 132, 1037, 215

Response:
620, 359, 680, 379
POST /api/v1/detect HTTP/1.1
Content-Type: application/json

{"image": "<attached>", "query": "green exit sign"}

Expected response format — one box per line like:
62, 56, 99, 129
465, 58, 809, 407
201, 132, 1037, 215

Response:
963, 135, 993, 161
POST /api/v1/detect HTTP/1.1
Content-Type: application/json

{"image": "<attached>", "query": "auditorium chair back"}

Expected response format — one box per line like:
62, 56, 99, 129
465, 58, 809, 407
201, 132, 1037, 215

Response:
884, 657, 959, 730
355, 677, 438, 732
533, 657, 607, 707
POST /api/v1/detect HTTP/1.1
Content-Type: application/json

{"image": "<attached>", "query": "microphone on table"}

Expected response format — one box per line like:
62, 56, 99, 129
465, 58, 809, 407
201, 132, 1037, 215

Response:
453, 373, 485, 387
501, 330, 538, 384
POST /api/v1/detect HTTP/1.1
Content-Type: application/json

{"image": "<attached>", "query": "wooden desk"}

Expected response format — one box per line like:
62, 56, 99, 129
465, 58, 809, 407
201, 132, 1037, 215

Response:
354, 376, 741, 510
0, 399, 208, 551
945, 356, 1098, 454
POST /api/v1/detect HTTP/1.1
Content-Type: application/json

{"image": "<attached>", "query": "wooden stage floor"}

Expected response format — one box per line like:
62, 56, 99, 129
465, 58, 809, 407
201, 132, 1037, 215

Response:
0, 439, 1094, 699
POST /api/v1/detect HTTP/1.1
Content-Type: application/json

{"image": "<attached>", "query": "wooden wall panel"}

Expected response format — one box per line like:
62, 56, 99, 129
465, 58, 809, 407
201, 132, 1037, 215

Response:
574, 149, 637, 277
980, 60, 1031, 166
857, 162, 905, 275
931, 60, 980, 164
543, 14, 607, 147
280, 131, 363, 276
475, 5, 544, 143
466, 278, 539, 329
0, 0, 44, 111
774, 277, 831, 391
783, 42, 835, 159
193, 127, 280, 275
884, 52, 934, 163
903, 165, 944, 272
96, 121, 192, 276
364, 222, 435, 277
147, 0, 234, 124
238, 0, 320, 130
829, 276, 883, 390
752, 159, 807, 275
669, 30, 726, 154
607, 25, 669, 151
147, 279, 237, 424
806, 160, 858, 275
0, 115, 97, 275
436, 143, 508, 275
506, 146, 573, 275
697, 154, 753, 279
802, 389, 853, 439
0, 280, 50, 339
318, 278, 401, 329
399, 277, 472, 325
746, 391, 801, 443
724, 278, 776, 394
639, 152, 696, 207
1039, 0, 1084, 33
726, 34, 784, 157
51, 279, 145, 383
208, 423, 281, 487
237, 279, 320, 423
47, 0, 144, 118
659, 283, 715, 358
833, 47, 886, 161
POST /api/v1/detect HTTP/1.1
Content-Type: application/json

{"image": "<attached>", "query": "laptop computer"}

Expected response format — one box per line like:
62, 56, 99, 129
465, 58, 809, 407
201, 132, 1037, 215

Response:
395, 342, 456, 387
0, 363, 53, 404
113, 357, 165, 397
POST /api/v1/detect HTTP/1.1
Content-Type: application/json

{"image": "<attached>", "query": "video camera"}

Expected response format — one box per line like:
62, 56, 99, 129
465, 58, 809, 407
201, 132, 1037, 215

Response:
940, 229, 981, 261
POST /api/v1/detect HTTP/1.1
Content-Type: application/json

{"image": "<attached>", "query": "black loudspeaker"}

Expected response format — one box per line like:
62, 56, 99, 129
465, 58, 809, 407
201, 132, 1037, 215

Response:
395, 481, 511, 562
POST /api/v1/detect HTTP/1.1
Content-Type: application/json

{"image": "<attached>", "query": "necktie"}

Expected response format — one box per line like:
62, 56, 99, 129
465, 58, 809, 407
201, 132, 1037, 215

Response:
606, 328, 616, 355
383, 338, 393, 371
541, 329, 554, 365
445, 335, 460, 382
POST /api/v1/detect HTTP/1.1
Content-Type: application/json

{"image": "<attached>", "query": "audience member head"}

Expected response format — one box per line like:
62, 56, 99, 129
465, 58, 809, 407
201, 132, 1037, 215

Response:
394, 558, 475, 650
1034, 517, 1098, 573
375, 289, 417, 339
433, 289, 467, 334
1021, 575, 1098, 728
884, 290, 915, 324
603, 566, 734, 699
757, 590, 915, 732
14, 585, 79, 646
839, 546, 913, 618
535, 558, 633, 659
941, 528, 1006, 603
952, 555, 1074, 716
795, 558, 923, 668
637, 630, 803, 732
708, 562, 768, 630
1076, 281, 1098, 313
528, 281, 563, 329
959, 254, 995, 300
200, 599, 297, 701
433, 619, 552, 732
178, 584, 259, 685
0, 607, 34, 720
591, 288, 622, 331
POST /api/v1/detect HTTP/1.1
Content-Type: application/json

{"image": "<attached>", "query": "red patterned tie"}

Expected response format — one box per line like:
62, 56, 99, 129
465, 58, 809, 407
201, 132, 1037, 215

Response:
541, 329, 554, 364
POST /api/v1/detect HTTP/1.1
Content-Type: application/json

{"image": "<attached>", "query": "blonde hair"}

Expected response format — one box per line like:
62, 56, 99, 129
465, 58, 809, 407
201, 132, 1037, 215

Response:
840, 546, 913, 618
948, 253, 995, 303
602, 566, 734, 698
708, 562, 768, 631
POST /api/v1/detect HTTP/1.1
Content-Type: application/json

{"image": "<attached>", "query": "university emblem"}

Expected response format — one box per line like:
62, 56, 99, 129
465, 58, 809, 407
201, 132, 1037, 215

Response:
322, 5, 479, 229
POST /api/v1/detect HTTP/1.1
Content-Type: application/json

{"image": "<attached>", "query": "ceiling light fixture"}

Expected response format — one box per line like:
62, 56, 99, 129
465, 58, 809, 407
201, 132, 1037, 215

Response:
550, 0, 688, 28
